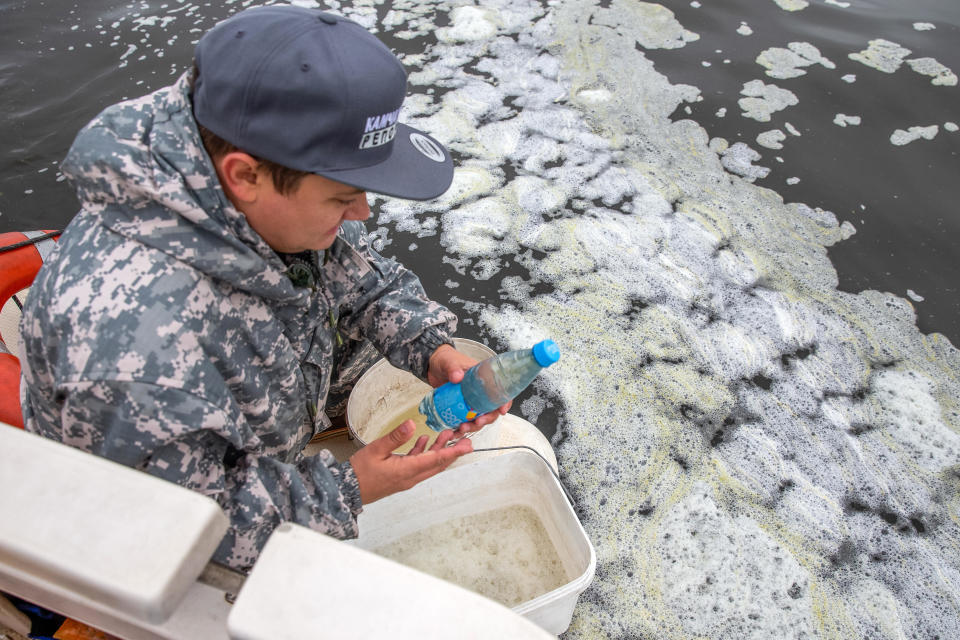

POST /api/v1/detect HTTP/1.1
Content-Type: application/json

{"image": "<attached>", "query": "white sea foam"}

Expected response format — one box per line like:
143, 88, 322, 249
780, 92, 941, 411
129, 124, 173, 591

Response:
436, 6, 498, 43
385, 2, 960, 637
773, 0, 809, 11
593, 0, 699, 50
721, 143, 771, 181
738, 79, 799, 122
834, 113, 862, 127
757, 129, 786, 149
756, 41, 834, 79
906, 57, 958, 86
890, 125, 939, 146
849, 39, 912, 73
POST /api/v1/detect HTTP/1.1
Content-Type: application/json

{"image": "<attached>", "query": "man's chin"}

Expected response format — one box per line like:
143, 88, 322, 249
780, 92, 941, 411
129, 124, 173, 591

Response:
315, 232, 339, 250
271, 228, 339, 253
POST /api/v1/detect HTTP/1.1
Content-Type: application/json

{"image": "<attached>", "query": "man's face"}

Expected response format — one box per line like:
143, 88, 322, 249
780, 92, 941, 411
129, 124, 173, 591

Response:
243, 172, 371, 253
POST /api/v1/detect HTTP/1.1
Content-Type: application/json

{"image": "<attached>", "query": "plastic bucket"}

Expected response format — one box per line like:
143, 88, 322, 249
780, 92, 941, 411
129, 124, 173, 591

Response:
345, 338, 497, 453
350, 450, 596, 636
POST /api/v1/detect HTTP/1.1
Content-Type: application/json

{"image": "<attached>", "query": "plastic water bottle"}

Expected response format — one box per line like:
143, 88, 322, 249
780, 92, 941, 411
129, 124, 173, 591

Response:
419, 339, 561, 431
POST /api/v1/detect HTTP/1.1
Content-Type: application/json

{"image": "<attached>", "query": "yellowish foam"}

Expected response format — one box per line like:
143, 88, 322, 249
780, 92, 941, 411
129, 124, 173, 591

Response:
372, 504, 569, 607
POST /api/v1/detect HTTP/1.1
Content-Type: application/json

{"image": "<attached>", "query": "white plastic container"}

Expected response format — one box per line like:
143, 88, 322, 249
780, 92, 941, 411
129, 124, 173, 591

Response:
345, 338, 497, 450
349, 450, 596, 636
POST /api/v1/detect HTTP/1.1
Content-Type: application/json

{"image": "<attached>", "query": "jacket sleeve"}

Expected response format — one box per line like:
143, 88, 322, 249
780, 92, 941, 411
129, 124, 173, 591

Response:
47, 379, 362, 572
329, 221, 458, 380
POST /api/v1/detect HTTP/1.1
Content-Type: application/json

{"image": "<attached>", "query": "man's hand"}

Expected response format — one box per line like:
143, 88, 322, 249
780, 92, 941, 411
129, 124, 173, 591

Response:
426, 343, 511, 436
350, 420, 473, 504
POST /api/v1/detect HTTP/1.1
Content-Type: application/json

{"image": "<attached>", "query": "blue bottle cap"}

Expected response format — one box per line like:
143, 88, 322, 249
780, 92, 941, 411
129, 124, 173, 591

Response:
532, 339, 560, 367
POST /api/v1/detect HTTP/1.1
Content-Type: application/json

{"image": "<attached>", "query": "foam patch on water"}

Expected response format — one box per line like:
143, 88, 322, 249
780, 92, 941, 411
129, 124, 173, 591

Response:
890, 125, 939, 146
849, 39, 912, 73
906, 57, 958, 86
834, 113, 861, 127
721, 142, 771, 181
756, 42, 835, 79
593, 0, 700, 50
655, 483, 815, 637
757, 129, 786, 149
436, 6, 499, 43
772, 0, 809, 11
739, 79, 799, 122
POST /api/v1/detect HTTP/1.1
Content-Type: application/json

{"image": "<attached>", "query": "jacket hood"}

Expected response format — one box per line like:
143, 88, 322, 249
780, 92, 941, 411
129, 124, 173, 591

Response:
60, 72, 305, 304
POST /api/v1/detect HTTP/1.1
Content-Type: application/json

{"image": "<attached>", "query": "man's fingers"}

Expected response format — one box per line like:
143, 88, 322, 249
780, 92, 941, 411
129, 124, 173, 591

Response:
405, 437, 473, 480
369, 420, 415, 456
427, 437, 473, 472
407, 434, 430, 456
429, 428, 455, 450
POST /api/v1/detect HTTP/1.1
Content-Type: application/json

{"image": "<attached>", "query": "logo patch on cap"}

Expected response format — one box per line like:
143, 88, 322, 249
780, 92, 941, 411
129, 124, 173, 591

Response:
360, 109, 400, 149
409, 132, 446, 162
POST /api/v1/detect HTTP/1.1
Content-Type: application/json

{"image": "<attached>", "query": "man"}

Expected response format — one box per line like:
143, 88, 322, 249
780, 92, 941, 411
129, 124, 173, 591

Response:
19, 5, 506, 571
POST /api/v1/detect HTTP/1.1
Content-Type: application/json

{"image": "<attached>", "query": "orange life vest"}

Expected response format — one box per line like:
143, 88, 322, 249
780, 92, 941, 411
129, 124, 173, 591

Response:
0, 230, 60, 428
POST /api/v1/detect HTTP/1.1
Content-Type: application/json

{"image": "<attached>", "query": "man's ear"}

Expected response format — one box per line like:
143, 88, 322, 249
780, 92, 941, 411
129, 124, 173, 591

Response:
215, 151, 263, 204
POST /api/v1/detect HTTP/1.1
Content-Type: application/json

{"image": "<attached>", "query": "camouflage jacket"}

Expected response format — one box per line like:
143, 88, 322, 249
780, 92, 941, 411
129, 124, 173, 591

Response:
19, 72, 457, 570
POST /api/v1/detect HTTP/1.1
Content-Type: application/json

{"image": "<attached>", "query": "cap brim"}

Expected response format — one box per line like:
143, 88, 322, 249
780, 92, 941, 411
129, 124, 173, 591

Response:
315, 124, 454, 201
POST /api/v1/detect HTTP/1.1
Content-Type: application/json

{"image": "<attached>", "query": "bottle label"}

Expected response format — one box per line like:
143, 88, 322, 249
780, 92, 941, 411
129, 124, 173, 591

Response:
432, 382, 475, 427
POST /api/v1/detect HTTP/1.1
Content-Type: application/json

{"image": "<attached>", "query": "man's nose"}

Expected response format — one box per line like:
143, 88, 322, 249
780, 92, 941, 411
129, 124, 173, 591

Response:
345, 194, 371, 221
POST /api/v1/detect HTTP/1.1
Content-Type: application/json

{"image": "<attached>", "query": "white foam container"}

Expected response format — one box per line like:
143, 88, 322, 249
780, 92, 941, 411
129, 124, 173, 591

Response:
349, 450, 596, 636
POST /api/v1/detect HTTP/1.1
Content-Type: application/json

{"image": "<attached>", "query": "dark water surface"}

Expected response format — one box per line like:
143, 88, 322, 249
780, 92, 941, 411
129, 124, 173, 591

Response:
648, 0, 959, 344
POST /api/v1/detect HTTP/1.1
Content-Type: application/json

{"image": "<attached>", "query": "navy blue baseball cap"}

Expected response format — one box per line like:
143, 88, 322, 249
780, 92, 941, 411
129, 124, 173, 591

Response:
192, 5, 453, 201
